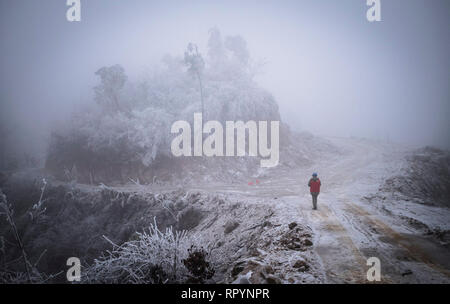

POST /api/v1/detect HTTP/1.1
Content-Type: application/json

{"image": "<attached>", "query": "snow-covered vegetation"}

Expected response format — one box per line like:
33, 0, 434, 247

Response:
83, 220, 214, 284
46, 29, 282, 184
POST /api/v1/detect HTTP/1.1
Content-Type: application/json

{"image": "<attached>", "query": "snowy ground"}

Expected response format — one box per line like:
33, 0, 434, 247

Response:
135, 136, 450, 283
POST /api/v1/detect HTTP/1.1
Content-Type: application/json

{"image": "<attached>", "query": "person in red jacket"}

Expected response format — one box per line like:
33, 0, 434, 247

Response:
308, 173, 321, 210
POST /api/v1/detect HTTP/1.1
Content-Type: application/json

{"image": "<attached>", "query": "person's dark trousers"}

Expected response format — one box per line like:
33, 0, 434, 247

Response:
311, 192, 319, 209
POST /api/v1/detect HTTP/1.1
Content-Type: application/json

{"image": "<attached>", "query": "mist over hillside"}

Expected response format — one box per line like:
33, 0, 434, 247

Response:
0, 0, 449, 286
43, 29, 338, 185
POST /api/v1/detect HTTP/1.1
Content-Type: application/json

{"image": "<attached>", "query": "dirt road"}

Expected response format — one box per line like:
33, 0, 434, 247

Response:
274, 138, 450, 283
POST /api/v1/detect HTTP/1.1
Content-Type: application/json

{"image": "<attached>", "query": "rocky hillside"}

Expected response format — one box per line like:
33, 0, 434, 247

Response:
0, 173, 321, 283
379, 147, 450, 207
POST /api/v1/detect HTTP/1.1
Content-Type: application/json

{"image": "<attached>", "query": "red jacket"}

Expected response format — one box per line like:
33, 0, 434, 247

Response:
308, 178, 321, 193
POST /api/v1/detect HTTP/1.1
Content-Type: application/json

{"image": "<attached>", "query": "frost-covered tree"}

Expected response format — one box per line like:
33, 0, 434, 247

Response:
46, 29, 283, 183
207, 27, 225, 67
184, 43, 205, 119
94, 64, 128, 115
225, 35, 250, 66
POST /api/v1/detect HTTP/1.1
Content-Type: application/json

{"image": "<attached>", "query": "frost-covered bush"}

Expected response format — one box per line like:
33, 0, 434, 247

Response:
83, 220, 214, 284
0, 185, 60, 284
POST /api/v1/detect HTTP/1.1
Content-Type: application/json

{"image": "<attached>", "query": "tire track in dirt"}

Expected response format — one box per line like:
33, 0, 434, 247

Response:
343, 202, 450, 281
303, 201, 368, 283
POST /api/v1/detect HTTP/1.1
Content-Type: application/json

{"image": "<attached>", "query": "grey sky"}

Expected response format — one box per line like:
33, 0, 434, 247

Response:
1, 0, 449, 153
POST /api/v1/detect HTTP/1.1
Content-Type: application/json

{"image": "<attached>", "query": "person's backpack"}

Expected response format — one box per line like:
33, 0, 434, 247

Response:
309, 178, 321, 193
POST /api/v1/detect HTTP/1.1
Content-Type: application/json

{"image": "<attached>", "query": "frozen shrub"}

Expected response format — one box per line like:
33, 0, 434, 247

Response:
0, 184, 59, 284
182, 245, 215, 283
83, 220, 214, 283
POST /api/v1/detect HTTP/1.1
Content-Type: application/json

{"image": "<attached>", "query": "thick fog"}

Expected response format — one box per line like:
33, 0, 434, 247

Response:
1, 0, 449, 165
